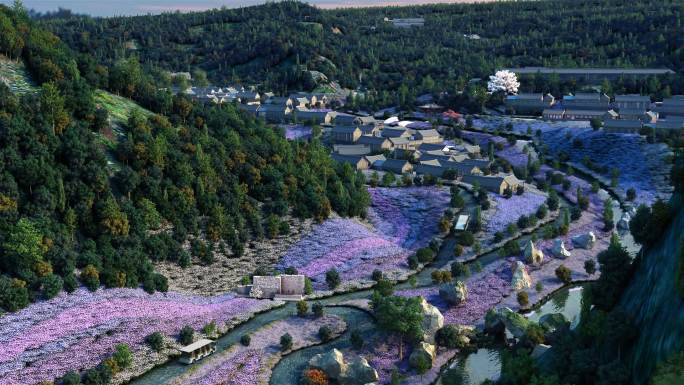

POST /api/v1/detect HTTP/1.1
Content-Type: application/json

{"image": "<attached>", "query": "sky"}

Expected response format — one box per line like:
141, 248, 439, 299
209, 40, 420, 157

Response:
0, 0, 494, 17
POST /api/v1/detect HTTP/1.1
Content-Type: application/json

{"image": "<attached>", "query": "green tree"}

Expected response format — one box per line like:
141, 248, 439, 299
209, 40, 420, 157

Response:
372, 295, 424, 360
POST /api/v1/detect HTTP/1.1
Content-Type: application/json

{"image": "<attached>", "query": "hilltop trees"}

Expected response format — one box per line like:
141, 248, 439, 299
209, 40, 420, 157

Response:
0, 5, 370, 311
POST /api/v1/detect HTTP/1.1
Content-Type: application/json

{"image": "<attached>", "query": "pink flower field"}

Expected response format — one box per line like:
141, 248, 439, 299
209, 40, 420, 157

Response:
0, 288, 277, 385
277, 187, 450, 288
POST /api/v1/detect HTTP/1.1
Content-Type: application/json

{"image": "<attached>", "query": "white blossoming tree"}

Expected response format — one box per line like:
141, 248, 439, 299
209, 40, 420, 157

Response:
487, 70, 520, 95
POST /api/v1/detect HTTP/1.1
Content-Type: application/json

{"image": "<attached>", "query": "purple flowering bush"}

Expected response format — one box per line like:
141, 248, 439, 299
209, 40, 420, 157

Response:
0, 288, 275, 385
277, 187, 450, 287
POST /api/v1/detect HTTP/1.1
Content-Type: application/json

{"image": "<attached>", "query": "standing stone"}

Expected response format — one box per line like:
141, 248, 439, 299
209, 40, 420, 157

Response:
551, 239, 571, 259
511, 261, 532, 290
439, 280, 468, 305
571, 232, 596, 249
309, 349, 348, 380
524, 240, 544, 266
419, 298, 444, 344
341, 357, 379, 385
409, 342, 436, 368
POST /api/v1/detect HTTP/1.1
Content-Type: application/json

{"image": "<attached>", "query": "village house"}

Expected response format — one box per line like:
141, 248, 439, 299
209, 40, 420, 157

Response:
264, 96, 294, 107
257, 104, 292, 123
294, 109, 335, 124
615, 94, 651, 110
562, 93, 610, 110
387, 17, 425, 28
449, 143, 481, 156
618, 108, 656, 123
237, 91, 260, 105
335, 114, 377, 127
603, 119, 643, 133
505, 67, 675, 81
563, 109, 615, 121
654, 96, 684, 118
333, 144, 371, 156
655, 117, 684, 131
460, 158, 492, 170
359, 124, 379, 136
331, 153, 370, 170
382, 127, 412, 139
417, 143, 447, 153
414, 163, 448, 178
358, 135, 392, 153
462, 174, 522, 195
504, 93, 555, 115
440, 160, 483, 176
378, 158, 413, 174
542, 109, 565, 121
414, 129, 442, 144
364, 154, 387, 168
388, 136, 411, 150
179, 339, 216, 365
331, 126, 362, 143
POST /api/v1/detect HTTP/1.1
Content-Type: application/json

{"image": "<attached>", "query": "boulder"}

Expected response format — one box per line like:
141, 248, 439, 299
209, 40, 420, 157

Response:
551, 239, 571, 259
497, 307, 532, 339
539, 313, 569, 334
419, 298, 444, 344
409, 342, 436, 369
524, 240, 544, 266
309, 349, 347, 380
341, 357, 379, 385
571, 232, 596, 249
439, 281, 468, 305
511, 261, 532, 291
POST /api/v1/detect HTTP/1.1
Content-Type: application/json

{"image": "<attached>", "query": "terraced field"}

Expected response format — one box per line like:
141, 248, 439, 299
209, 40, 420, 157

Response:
0, 55, 38, 94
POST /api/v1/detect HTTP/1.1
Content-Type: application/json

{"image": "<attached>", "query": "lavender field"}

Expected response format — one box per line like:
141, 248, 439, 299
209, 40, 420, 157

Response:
0, 289, 277, 385
277, 187, 450, 288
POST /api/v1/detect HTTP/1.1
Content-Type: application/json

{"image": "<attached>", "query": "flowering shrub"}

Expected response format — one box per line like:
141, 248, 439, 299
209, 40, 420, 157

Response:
277, 187, 450, 287
0, 288, 275, 385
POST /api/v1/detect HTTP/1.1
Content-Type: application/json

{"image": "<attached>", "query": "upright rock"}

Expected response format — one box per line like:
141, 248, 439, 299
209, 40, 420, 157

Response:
551, 239, 571, 259
309, 349, 347, 380
618, 212, 631, 230
524, 240, 544, 266
409, 342, 436, 369
342, 357, 378, 385
419, 298, 444, 344
511, 261, 532, 290
572, 232, 596, 249
439, 280, 468, 305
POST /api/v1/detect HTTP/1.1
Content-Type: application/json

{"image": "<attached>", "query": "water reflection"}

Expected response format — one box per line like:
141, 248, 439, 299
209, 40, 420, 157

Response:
440, 348, 501, 385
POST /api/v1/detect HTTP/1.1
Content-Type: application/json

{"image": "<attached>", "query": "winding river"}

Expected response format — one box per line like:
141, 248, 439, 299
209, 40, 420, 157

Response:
130, 189, 636, 385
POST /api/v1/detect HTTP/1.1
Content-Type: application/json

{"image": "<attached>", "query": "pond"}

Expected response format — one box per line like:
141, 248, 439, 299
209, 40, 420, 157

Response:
525, 285, 585, 329
438, 348, 502, 385
437, 285, 585, 385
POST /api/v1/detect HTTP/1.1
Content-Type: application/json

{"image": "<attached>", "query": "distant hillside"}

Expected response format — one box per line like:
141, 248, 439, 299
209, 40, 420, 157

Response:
0, 3, 369, 314
41, 0, 684, 94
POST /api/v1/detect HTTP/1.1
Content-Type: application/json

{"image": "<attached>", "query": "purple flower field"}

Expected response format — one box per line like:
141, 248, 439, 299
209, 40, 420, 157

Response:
486, 191, 547, 234
461, 131, 507, 148
396, 270, 510, 326
277, 187, 450, 287
0, 288, 275, 385
174, 315, 346, 385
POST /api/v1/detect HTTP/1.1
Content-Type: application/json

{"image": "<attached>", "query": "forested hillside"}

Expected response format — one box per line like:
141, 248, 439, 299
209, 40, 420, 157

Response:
41, 0, 684, 96
0, 3, 368, 312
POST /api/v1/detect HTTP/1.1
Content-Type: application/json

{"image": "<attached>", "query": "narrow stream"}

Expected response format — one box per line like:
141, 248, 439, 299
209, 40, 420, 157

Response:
130, 191, 634, 385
